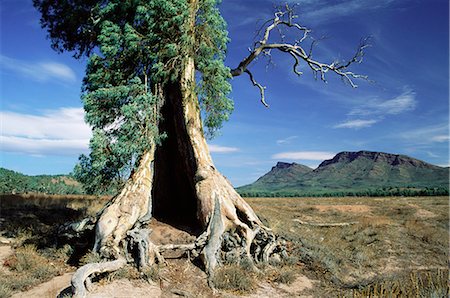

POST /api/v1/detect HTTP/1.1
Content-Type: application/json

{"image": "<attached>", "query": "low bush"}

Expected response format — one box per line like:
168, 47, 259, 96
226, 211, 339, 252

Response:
212, 264, 256, 293
1, 245, 60, 292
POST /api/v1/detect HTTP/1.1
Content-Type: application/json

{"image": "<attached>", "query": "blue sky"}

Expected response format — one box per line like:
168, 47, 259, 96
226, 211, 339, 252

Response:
1, 0, 449, 186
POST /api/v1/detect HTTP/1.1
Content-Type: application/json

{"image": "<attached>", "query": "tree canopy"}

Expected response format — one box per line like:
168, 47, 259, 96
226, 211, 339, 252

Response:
34, 0, 233, 193
34, 1, 369, 194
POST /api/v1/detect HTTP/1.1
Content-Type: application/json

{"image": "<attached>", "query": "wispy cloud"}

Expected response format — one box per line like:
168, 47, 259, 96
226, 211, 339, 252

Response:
426, 151, 440, 158
208, 144, 240, 153
399, 124, 449, 145
272, 151, 335, 160
430, 135, 450, 143
276, 135, 298, 145
349, 89, 417, 116
0, 55, 76, 83
0, 108, 91, 155
333, 119, 378, 129
335, 89, 416, 129
290, 0, 397, 21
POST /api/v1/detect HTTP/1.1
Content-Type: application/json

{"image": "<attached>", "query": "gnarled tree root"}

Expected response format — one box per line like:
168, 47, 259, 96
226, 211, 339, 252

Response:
68, 204, 286, 297
71, 257, 127, 298
66, 170, 286, 297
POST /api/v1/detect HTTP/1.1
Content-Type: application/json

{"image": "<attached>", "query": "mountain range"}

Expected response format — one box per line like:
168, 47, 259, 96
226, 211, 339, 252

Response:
1, 151, 448, 197
237, 151, 449, 196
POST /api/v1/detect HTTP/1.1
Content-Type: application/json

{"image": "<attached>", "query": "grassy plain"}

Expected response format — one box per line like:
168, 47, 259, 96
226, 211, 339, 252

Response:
0, 194, 448, 297
246, 196, 449, 296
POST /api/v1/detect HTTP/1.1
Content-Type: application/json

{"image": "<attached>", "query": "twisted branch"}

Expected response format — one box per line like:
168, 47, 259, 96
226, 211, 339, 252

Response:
230, 4, 370, 106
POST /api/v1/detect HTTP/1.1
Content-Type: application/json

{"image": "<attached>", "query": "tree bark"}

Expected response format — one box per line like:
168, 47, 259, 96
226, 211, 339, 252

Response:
71, 3, 284, 295
71, 57, 283, 297
93, 146, 155, 258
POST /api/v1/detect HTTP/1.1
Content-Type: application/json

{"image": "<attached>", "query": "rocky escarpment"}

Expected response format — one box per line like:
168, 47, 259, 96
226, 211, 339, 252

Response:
237, 151, 449, 195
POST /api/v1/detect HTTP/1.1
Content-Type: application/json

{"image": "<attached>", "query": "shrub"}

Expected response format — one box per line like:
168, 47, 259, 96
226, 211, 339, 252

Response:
2, 245, 60, 292
0, 281, 12, 298
80, 251, 103, 265
273, 268, 296, 284
212, 265, 255, 293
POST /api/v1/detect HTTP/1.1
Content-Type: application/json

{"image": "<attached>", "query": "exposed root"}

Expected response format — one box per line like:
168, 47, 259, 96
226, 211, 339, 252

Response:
193, 163, 287, 284
58, 217, 96, 240
71, 257, 127, 298
202, 196, 225, 288
65, 158, 286, 297
126, 227, 166, 268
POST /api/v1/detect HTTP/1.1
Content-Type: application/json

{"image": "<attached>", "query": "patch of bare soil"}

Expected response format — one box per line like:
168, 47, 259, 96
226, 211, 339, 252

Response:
0, 241, 13, 264
360, 215, 393, 226
149, 219, 196, 245
86, 279, 161, 298
314, 204, 371, 213
79, 270, 315, 298
408, 203, 437, 218
244, 274, 315, 298
11, 273, 73, 298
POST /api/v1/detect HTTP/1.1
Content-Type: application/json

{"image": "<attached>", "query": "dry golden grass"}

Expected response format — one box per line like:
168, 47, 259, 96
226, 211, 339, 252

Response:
0, 245, 62, 295
0, 195, 448, 297
246, 196, 449, 296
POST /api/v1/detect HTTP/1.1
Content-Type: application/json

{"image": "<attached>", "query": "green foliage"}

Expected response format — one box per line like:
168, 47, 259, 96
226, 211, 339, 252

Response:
195, 0, 233, 137
34, 0, 234, 192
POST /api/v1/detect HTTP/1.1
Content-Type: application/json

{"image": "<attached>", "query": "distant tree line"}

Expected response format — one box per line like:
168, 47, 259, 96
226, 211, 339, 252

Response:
0, 168, 85, 195
2, 167, 448, 198
238, 187, 449, 198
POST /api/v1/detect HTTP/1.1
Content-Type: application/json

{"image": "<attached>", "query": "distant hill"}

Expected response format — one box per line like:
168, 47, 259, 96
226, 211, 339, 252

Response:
237, 151, 449, 197
0, 168, 84, 195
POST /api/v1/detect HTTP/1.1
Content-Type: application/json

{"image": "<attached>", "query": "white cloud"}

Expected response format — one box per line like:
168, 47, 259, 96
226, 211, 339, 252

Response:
333, 119, 377, 129
276, 135, 298, 145
1, 136, 89, 155
430, 135, 450, 143
272, 151, 335, 160
349, 89, 417, 116
0, 107, 91, 155
400, 124, 449, 144
426, 151, 440, 158
208, 144, 240, 153
0, 54, 76, 83
295, 0, 396, 21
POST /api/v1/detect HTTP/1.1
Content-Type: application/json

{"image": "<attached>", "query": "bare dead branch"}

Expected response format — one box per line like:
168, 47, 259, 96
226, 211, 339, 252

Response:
245, 69, 268, 107
230, 4, 370, 106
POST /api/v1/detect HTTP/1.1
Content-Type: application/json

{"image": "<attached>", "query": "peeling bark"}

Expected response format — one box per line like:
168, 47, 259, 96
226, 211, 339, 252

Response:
93, 146, 155, 258
70, 3, 285, 296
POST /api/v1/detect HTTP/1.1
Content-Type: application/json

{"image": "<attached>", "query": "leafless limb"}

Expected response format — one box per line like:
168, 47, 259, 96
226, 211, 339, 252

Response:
230, 4, 370, 106
245, 69, 268, 107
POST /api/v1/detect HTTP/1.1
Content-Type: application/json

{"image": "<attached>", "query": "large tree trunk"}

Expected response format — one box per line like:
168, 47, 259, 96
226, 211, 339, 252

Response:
71, 65, 283, 296
152, 56, 279, 275
70, 3, 284, 297
93, 146, 155, 258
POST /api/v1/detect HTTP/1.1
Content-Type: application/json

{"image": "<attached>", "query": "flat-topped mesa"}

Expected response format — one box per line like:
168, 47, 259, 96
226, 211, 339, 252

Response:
273, 161, 297, 170
318, 151, 437, 169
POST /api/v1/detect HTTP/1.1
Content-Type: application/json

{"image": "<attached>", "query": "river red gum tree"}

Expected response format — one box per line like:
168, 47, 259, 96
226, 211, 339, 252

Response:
33, 1, 369, 296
